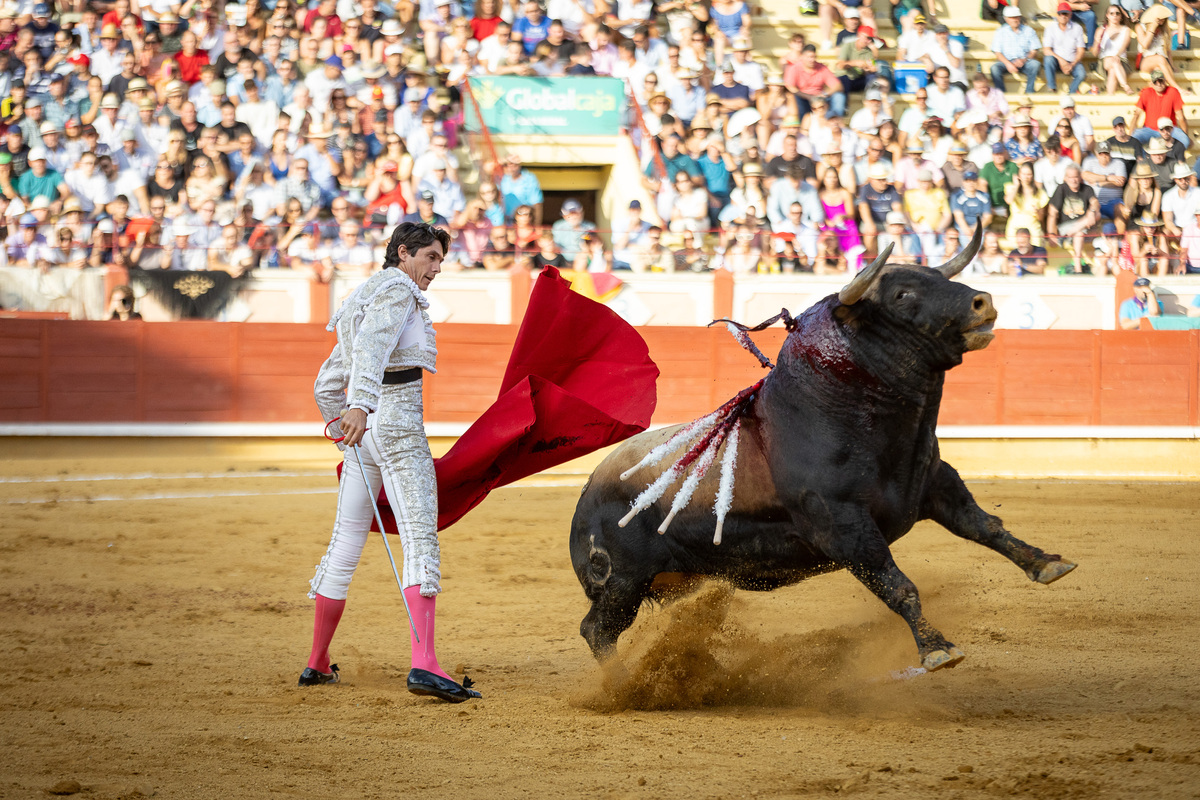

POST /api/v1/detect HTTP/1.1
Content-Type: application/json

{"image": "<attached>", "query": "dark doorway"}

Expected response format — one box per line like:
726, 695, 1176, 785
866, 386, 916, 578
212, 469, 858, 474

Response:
542, 190, 599, 227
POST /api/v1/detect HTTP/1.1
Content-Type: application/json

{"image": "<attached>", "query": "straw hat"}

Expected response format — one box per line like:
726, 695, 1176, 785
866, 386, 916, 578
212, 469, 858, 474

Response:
1142, 4, 1172, 29
1132, 162, 1157, 179
1146, 137, 1171, 155
99, 23, 120, 38
1135, 212, 1164, 227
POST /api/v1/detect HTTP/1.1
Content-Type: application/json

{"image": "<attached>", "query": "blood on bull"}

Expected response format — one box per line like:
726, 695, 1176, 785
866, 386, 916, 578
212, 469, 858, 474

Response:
569, 223, 1077, 672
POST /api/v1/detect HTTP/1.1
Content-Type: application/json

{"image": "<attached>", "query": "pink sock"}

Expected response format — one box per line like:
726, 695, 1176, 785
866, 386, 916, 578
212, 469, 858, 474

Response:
307, 594, 346, 673
405, 586, 451, 680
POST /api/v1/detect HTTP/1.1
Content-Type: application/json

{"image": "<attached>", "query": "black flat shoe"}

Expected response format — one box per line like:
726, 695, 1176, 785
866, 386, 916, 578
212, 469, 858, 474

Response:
406, 668, 482, 703
298, 663, 339, 686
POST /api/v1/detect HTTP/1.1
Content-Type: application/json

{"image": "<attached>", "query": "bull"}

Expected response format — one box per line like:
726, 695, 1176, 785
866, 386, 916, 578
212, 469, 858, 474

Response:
568, 225, 1076, 672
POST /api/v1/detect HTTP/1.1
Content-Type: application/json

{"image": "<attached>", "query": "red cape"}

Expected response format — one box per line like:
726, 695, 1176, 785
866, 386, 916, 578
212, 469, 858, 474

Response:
338, 266, 659, 532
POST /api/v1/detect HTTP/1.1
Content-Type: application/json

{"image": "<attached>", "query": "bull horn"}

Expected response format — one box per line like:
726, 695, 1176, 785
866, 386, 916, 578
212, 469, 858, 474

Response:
838, 243, 893, 306
937, 221, 984, 278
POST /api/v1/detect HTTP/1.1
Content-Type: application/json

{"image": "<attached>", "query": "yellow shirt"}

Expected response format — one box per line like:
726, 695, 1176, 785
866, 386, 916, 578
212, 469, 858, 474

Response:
903, 188, 949, 229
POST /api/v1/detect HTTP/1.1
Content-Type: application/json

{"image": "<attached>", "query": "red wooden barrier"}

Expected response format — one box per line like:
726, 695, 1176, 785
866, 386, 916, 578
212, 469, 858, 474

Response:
1, 320, 1197, 427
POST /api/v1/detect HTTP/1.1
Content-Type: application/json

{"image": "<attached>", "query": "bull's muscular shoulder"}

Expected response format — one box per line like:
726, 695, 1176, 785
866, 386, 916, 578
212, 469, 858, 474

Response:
775, 296, 876, 387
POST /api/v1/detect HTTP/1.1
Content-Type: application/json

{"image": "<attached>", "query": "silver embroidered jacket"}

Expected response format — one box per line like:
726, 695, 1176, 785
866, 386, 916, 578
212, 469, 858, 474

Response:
314, 270, 438, 434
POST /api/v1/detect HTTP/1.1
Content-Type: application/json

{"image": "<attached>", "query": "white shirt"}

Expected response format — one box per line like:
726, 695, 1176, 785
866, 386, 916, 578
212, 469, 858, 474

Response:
1162, 185, 1200, 225
1054, 114, 1094, 143
897, 29, 938, 62
326, 240, 374, 269
63, 169, 114, 213
90, 47, 126, 86
1042, 21, 1086, 62
114, 146, 155, 181
137, 120, 171, 155
925, 85, 966, 126
114, 169, 148, 215
849, 107, 891, 136
546, 0, 595, 37
1034, 155, 1075, 200
44, 144, 72, 177
899, 106, 931, 138
304, 70, 347, 111
614, 0, 653, 35
477, 34, 509, 73
731, 59, 765, 94
236, 99, 280, 147
93, 114, 131, 153
927, 37, 967, 85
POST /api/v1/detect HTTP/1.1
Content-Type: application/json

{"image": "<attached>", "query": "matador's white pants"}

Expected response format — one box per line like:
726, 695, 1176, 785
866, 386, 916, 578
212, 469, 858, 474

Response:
309, 381, 441, 600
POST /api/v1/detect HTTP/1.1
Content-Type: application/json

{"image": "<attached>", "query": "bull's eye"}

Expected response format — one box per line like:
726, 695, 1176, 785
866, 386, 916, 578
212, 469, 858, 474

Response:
895, 289, 913, 301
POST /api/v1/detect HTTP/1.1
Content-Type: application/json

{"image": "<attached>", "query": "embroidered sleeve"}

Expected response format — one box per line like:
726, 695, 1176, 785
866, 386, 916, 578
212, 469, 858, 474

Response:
313, 345, 349, 441
347, 282, 417, 413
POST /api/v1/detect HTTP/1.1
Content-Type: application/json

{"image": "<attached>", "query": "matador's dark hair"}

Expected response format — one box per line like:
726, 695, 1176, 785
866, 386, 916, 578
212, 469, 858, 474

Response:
382, 222, 452, 270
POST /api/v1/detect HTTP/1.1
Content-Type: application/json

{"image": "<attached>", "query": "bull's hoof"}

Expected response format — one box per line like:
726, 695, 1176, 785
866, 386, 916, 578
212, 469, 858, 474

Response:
921, 647, 965, 672
1027, 559, 1077, 585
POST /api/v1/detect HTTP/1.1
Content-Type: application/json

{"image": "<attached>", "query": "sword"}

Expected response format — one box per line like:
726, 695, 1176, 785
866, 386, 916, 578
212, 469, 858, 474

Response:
352, 443, 420, 642
326, 417, 419, 641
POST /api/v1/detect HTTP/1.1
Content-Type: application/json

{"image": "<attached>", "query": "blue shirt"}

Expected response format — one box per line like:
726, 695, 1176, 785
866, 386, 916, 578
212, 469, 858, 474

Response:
697, 153, 731, 196
1005, 138, 1044, 162
512, 16, 551, 54
499, 169, 544, 219
951, 188, 991, 229
768, 180, 823, 227
644, 151, 700, 182
1119, 296, 1163, 322
990, 23, 1042, 62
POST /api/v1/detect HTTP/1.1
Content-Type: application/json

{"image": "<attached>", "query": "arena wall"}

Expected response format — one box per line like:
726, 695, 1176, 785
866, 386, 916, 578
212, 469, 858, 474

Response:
1, 319, 1197, 428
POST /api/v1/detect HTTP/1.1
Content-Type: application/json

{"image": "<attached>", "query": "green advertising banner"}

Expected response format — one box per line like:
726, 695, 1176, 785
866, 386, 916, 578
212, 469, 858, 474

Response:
465, 76, 625, 136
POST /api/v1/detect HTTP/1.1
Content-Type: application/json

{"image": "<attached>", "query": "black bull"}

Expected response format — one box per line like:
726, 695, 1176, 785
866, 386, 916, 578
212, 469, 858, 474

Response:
569, 225, 1077, 672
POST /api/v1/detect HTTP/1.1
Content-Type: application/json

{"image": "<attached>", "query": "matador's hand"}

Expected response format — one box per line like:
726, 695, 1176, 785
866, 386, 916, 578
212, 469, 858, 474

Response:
341, 408, 368, 447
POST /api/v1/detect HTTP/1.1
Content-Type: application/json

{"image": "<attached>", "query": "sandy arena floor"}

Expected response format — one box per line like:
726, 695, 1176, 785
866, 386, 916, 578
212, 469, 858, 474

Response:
1, 447, 1199, 800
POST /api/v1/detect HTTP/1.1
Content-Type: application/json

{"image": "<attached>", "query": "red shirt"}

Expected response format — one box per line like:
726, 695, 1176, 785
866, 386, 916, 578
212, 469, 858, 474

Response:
366, 184, 408, 217
784, 62, 841, 96
303, 9, 343, 37
470, 16, 500, 41
1136, 85, 1184, 131
173, 50, 210, 84
102, 10, 144, 32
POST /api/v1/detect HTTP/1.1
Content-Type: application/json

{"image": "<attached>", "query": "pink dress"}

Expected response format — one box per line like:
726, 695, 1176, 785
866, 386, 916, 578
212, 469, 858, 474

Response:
820, 196, 865, 271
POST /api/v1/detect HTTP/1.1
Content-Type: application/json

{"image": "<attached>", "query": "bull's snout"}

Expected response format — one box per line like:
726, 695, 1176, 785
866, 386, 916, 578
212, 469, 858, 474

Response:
963, 292, 997, 351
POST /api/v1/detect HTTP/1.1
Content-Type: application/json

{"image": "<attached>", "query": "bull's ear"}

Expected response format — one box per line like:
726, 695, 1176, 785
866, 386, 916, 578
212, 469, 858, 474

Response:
937, 220, 984, 278
838, 242, 893, 305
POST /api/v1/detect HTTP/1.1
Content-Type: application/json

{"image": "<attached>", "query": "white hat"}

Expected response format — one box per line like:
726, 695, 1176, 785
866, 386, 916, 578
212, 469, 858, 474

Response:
100, 93, 121, 109
1060, 96, 1076, 108
1171, 162, 1193, 180
27, 147, 48, 161
384, 44, 405, 56
1157, 116, 1175, 129
306, 122, 331, 139
1002, 5, 1021, 16
843, 7, 859, 17
173, 223, 194, 237
868, 162, 891, 180
97, 219, 115, 234
30, 195, 51, 210
381, 19, 403, 36
885, 211, 907, 225
1147, 137, 1171, 154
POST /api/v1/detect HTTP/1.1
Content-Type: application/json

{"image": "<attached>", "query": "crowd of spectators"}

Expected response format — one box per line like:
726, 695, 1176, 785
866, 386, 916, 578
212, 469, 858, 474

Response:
3, 0, 1200, 293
